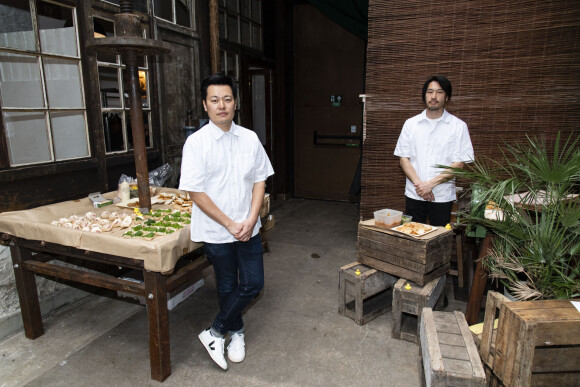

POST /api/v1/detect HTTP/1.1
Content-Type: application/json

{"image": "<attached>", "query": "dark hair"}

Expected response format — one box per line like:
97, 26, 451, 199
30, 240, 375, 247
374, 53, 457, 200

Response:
201, 73, 237, 101
422, 75, 452, 104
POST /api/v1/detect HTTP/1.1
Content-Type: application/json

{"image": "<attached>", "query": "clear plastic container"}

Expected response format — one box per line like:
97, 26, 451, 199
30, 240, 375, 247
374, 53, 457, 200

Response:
373, 209, 403, 228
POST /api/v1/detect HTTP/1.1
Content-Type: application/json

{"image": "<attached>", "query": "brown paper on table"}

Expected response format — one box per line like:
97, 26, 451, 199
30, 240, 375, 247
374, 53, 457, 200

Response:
0, 190, 202, 274
359, 219, 451, 240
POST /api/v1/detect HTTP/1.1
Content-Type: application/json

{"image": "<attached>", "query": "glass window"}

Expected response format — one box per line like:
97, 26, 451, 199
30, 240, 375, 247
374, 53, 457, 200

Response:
153, 0, 192, 28
93, 17, 117, 63
220, 0, 261, 50
0, 53, 44, 108
95, 18, 152, 154
0, 0, 36, 51
4, 111, 51, 165
0, 0, 89, 167
37, 2, 77, 57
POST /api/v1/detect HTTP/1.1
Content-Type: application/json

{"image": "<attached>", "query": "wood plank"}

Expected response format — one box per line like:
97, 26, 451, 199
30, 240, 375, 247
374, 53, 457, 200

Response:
439, 343, 470, 361
465, 234, 492, 325
357, 245, 446, 272
532, 346, 580, 373
357, 234, 450, 265
479, 291, 511, 368
530, 372, 580, 387
358, 254, 448, 286
23, 260, 146, 296
437, 332, 466, 347
420, 308, 446, 387
144, 270, 171, 382
454, 310, 486, 383
10, 244, 44, 339
166, 256, 210, 292
441, 357, 473, 376
433, 321, 461, 335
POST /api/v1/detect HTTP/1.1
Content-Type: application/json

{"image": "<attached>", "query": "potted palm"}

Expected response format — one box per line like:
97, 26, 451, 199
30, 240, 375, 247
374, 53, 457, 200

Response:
445, 132, 580, 300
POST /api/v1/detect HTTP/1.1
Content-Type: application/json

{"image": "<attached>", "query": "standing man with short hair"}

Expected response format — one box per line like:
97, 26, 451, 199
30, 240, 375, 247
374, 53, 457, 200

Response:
394, 75, 474, 226
179, 73, 274, 370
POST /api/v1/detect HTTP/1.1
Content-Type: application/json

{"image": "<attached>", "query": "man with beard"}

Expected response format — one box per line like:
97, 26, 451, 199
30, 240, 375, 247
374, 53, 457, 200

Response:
394, 75, 474, 226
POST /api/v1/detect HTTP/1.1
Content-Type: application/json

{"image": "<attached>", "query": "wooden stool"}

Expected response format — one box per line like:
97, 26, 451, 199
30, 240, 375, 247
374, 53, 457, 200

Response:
338, 262, 396, 325
419, 308, 486, 386
391, 275, 446, 343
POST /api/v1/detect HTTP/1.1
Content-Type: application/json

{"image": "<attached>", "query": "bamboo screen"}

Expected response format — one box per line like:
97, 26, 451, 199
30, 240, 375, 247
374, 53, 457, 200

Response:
360, 0, 580, 220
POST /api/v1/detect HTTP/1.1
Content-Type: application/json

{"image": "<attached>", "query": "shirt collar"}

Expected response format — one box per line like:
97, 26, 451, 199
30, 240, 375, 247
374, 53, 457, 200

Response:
208, 120, 240, 140
420, 109, 450, 123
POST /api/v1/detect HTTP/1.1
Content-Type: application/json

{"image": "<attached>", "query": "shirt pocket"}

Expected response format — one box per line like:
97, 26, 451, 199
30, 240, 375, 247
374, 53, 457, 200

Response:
236, 151, 255, 182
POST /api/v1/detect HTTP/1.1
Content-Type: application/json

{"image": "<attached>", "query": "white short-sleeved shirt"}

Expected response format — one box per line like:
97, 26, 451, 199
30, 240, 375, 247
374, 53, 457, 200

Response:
179, 121, 274, 243
394, 109, 474, 202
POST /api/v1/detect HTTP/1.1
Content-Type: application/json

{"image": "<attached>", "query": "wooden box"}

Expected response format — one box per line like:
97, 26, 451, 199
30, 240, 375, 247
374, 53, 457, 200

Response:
357, 220, 451, 286
392, 275, 446, 343
492, 299, 580, 387
338, 262, 397, 325
419, 308, 486, 387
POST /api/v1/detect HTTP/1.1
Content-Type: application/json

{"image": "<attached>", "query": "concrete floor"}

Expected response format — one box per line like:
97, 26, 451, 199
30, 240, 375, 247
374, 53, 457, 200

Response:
0, 199, 467, 386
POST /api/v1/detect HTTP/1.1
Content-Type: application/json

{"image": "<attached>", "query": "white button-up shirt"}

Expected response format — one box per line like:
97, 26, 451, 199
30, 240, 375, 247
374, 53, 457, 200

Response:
394, 109, 474, 202
179, 121, 274, 243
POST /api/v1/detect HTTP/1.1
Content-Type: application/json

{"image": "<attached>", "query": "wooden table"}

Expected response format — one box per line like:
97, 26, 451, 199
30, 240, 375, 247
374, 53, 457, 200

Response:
0, 193, 207, 382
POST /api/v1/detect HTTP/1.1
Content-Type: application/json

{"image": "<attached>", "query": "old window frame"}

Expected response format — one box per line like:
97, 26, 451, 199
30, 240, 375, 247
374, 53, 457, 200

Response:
0, 0, 90, 168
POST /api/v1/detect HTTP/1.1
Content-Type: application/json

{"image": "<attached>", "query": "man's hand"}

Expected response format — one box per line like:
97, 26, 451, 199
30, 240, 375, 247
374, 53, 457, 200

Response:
414, 181, 435, 201
233, 218, 257, 242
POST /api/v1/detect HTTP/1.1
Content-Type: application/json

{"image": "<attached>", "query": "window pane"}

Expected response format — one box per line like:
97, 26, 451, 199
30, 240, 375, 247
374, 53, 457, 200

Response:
4, 111, 51, 165
0, 0, 36, 51
176, 0, 191, 28
103, 112, 125, 152
139, 70, 148, 108
126, 112, 151, 149
219, 11, 226, 38
241, 20, 250, 47
94, 17, 117, 63
227, 0, 238, 12
252, 24, 262, 50
251, 0, 261, 22
43, 58, 83, 108
99, 67, 121, 108
153, 0, 172, 21
0, 53, 44, 108
50, 111, 89, 160
227, 14, 238, 43
37, 2, 78, 57
241, 0, 250, 18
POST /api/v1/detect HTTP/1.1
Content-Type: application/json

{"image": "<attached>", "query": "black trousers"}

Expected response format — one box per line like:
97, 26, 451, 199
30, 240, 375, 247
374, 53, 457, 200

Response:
405, 197, 453, 226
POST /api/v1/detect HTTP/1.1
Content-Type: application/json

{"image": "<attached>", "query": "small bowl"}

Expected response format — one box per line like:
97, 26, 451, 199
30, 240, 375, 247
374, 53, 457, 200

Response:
401, 215, 413, 224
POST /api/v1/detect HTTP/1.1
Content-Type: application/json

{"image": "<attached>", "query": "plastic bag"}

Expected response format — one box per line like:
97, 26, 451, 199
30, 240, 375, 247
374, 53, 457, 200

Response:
148, 163, 173, 186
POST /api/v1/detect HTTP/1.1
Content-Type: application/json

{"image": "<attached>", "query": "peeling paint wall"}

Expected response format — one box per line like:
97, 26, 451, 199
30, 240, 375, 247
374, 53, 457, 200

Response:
0, 245, 68, 324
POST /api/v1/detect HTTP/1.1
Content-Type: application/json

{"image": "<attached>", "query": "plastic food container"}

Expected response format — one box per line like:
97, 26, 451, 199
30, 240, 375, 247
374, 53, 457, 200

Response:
373, 209, 403, 228
401, 215, 413, 224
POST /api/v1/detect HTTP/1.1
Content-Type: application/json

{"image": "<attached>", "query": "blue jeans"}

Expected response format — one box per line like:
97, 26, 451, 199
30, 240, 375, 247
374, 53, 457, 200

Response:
204, 234, 264, 334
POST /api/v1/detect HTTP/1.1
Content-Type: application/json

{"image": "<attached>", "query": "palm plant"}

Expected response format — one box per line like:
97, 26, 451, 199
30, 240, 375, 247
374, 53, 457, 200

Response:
444, 132, 580, 300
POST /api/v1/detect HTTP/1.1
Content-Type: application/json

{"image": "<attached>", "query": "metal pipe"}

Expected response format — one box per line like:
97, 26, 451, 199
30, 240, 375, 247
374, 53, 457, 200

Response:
120, 0, 134, 14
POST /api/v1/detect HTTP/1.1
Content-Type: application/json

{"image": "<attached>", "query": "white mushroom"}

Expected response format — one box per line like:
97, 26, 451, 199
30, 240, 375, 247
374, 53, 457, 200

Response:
82, 226, 91, 232
120, 215, 132, 228
85, 211, 97, 220
101, 223, 113, 232
90, 226, 102, 233
109, 211, 119, 221
100, 210, 110, 219
50, 220, 60, 226
98, 218, 110, 227
111, 218, 122, 228
63, 222, 73, 228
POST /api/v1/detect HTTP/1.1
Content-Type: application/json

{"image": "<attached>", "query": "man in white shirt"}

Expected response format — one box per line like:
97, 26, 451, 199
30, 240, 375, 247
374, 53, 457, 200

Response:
394, 75, 473, 226
179, 74, 274, 370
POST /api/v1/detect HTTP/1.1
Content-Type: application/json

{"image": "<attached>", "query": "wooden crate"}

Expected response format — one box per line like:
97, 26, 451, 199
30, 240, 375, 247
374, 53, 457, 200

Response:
338, 262, 397, 325
392, 275, 446, 343
419, 308, 486, 386
357, 220, 452, 286
492, 299, 580, 386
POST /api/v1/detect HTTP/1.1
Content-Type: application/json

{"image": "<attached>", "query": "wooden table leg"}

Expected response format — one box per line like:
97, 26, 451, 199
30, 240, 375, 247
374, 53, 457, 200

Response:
456, 231, 464, 288
10, 244, 44, 339
144, 270, 171, 382
465, 234, 492, 325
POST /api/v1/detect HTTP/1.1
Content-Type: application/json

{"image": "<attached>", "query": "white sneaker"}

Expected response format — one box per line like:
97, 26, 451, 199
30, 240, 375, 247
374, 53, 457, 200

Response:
198, 329, 227, 370
227, 332, 245, 363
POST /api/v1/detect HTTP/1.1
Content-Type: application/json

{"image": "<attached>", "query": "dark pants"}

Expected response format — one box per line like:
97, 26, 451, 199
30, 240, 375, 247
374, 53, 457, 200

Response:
405, 197, 454, 226
204, 234, 264, 334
